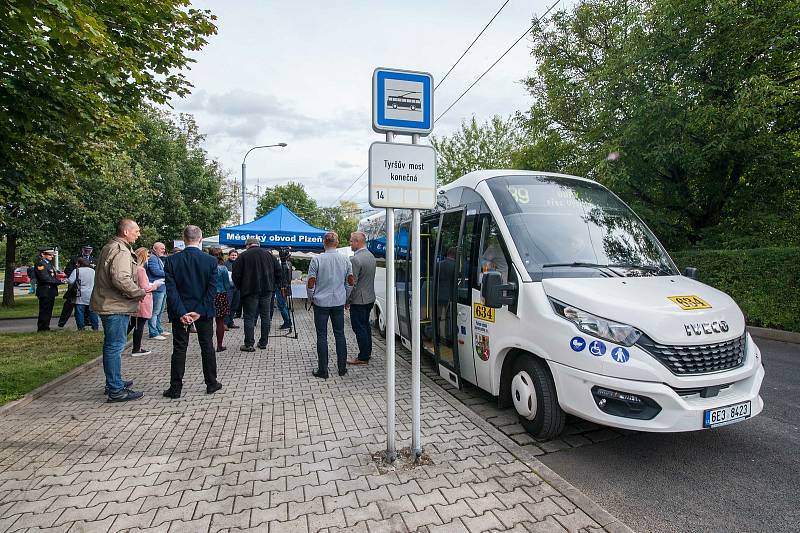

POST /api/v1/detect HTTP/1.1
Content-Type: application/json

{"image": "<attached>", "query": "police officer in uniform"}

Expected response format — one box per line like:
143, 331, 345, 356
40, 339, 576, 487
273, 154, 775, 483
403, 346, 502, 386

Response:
58, 245, 97, 327
34, 247, 63, 331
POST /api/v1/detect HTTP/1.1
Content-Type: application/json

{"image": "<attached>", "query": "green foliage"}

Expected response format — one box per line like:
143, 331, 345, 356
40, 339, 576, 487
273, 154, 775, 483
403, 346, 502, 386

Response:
255, 184, 359, 245
431, 115, 523, 185
521, 0, 800, 249
0, 0, 217, 211
10, 107, 233, 266
671, 247, 800, 332
256, 182, 320, 224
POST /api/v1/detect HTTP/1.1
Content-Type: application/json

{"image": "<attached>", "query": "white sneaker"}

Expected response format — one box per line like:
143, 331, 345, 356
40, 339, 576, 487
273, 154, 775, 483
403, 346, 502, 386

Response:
131, 349, 152, 357
162, 332, 171, 336
151, 335, 167, 340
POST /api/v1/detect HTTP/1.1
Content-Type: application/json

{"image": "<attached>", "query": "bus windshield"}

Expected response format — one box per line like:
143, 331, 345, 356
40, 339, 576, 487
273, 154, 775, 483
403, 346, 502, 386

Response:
486, 175, 678, 280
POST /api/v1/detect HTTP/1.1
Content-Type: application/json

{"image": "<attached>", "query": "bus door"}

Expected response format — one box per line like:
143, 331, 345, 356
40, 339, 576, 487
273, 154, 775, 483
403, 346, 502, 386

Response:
455, 212, 479, 386
420, 216, 438, 357
395, 221, 412, 342
433, 208, 465, 387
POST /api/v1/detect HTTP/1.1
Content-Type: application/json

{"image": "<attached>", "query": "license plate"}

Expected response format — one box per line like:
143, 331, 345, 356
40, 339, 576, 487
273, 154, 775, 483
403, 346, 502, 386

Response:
703, 400, 751, 428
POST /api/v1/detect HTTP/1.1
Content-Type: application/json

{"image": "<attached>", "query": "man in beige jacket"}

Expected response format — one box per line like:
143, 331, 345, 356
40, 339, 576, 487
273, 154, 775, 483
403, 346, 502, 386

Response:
91, 218, 152, 402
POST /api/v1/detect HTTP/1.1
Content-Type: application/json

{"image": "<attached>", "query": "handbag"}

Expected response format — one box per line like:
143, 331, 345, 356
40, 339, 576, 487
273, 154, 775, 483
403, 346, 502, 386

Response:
64, 268, 81, 300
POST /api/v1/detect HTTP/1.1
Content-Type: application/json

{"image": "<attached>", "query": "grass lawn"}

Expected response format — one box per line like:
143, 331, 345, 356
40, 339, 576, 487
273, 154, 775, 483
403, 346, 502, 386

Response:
0, 329, 104, 406
0, 292, 65, 319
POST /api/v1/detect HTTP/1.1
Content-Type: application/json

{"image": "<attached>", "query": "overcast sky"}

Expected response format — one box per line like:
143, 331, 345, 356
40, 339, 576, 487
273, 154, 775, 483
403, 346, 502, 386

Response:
171, 0, 567, 222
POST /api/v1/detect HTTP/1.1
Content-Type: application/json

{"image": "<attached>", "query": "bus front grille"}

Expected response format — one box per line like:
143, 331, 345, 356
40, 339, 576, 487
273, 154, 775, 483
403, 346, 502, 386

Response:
636, 334, 746, 375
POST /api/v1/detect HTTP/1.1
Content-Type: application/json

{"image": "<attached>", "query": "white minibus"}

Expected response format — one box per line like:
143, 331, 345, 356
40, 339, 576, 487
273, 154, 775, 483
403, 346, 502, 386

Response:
359, 170, 764, 439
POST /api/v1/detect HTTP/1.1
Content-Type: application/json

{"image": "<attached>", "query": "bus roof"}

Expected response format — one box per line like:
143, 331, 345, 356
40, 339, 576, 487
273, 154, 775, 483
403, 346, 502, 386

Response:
439, 169, 595, 193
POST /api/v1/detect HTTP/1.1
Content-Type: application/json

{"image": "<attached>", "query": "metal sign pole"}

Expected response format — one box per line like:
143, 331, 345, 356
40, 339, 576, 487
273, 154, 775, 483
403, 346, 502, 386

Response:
411, 133, 422, 457
385, 131, 397, 462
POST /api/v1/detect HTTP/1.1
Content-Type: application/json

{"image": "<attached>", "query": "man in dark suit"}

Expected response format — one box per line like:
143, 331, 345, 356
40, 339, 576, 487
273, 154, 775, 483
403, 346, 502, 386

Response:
232, 237, 282, 351
162, 225, 222, 399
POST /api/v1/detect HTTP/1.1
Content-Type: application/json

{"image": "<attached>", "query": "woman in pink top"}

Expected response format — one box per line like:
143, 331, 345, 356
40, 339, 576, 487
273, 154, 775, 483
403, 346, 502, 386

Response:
128, 247, 163, 356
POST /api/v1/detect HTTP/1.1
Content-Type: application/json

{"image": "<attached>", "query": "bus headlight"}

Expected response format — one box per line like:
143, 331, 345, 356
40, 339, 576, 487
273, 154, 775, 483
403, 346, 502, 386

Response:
549, 298, 642, 346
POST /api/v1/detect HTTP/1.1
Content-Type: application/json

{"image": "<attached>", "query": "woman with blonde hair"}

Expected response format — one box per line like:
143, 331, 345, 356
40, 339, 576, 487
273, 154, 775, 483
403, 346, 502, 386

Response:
128, 247, 163, 356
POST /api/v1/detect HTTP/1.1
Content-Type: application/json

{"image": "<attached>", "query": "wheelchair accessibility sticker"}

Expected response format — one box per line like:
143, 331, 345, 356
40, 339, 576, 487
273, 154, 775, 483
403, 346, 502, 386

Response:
611, 347, 630, 363
570, 337, 586, 352
588, 340, 607, 357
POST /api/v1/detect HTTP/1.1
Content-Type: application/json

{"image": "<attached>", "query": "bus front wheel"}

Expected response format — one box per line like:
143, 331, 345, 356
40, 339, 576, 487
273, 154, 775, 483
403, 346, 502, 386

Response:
510, 356, 565, 440
374, 307, 386, 339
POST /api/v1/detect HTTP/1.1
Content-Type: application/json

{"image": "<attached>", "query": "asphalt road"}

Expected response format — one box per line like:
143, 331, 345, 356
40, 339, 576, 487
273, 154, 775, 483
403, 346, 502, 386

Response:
540, 337, 800, 533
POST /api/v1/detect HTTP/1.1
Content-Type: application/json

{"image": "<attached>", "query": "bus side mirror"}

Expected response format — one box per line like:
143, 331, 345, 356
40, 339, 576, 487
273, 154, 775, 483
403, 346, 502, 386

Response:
481, 271, 516, 308
682, 267, 698, 280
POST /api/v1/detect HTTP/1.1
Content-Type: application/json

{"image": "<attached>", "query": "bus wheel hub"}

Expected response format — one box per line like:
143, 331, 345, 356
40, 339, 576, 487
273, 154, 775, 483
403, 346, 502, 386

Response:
511, 370, 537, 420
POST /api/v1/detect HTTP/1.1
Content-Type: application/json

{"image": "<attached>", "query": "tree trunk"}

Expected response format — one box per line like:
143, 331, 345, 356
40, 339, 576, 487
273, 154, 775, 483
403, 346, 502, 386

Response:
2, 233, 16, 307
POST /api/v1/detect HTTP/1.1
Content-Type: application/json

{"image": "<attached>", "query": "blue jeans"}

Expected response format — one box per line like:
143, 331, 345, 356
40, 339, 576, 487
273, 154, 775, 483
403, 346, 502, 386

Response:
148, 290, 166, 337
313, 305, 347, 373
100, 314, 130, 394
275, 289, 291, 326
75, 304, 99, 330
349, 302, 373, 361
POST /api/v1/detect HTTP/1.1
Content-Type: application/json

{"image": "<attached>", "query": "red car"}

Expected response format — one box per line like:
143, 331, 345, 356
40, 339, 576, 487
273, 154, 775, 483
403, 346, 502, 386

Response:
13, 267, 29, 285
13, 267, 66, 285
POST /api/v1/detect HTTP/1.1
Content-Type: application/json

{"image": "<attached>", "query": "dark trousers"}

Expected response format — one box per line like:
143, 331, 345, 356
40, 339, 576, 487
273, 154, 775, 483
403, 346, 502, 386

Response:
349, 302, 373, 361
127, 316, 147, 352
313, 305, 347, 373
275, 288, 291, 326
242, 293, 273, 347
58, 299, 75, 327
36, 286, 58, 331
169, 316, 217, 391
225, 288, 240, 326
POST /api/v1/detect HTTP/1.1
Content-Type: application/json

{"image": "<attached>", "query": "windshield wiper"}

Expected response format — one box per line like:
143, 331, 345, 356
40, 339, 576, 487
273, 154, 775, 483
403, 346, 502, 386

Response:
541, 262, 618, 277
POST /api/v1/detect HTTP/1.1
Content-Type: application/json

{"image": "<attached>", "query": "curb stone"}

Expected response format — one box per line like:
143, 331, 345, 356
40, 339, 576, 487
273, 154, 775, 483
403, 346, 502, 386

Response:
393, 353, 636, 533
748, 326, 800, 345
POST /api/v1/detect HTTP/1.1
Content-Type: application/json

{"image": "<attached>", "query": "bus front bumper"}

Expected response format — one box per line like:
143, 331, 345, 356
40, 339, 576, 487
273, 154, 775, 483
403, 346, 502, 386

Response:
550, 361, 765, 432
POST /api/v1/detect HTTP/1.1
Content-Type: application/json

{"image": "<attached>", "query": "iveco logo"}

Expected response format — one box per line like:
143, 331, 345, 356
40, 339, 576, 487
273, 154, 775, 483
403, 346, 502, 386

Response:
684, 321, 729, 336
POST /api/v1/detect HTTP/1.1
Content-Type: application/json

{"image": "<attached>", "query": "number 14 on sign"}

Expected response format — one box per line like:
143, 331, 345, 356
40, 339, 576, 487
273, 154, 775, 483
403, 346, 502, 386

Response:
375, 189, 386, 201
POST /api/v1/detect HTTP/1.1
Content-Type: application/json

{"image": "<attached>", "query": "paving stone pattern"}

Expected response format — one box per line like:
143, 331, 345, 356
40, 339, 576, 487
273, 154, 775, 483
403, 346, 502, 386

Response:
390, 340, 635, 457
0, 306, 623, 532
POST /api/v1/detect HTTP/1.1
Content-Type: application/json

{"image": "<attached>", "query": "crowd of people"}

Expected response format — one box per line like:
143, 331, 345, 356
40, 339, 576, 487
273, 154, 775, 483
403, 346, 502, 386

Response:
32, 218, 377, 402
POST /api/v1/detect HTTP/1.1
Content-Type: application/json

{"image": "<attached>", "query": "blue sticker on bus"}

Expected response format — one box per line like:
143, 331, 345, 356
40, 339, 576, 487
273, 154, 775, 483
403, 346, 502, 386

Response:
589, 340, 607, 357
570, 337, 586, 352
611, 347, 630, 363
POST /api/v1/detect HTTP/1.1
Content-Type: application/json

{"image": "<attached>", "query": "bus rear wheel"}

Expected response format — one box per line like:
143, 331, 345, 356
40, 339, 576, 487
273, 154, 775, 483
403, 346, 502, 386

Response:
510, 356, 565, 440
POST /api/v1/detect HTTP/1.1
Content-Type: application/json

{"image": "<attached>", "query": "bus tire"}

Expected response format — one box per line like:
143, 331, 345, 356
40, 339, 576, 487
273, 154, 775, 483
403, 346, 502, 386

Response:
510, 356, 565, 440
374, 307, 386, 339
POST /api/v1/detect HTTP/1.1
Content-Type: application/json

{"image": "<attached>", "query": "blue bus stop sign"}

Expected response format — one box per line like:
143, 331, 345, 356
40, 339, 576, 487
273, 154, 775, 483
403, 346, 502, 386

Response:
372, 68, 433, 136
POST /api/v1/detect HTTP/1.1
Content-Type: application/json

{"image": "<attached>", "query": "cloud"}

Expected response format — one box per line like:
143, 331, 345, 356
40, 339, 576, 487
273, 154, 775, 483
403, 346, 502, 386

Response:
174, 88, 368, 143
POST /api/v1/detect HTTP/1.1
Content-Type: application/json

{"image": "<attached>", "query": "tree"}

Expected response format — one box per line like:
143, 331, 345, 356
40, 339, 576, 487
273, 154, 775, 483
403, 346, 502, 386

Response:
4, 107, 233, 305
317, 201, 360, 243
431, 116, 523, 185
520, 0, 800, 249
254, 184, 358, 244
255, 182, 320, 223
0, 0, 217, 305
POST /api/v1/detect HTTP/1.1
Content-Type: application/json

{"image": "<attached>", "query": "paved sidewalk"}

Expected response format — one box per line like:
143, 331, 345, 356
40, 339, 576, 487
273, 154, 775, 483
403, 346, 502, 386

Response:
0, 307, 631, 532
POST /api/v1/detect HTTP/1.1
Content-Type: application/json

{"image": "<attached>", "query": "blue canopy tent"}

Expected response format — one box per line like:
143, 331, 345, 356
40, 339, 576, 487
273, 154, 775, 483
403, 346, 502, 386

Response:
367, 227, 409, 258
218, 204, 326, 250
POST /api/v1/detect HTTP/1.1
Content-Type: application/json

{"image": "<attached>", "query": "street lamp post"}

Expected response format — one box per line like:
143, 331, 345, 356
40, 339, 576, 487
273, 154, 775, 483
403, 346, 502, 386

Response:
241, 143, 287, 223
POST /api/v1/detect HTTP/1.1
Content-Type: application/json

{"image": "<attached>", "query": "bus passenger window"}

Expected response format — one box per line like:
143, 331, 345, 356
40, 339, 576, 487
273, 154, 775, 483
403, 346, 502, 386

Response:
477, 220, 510, 285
